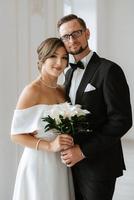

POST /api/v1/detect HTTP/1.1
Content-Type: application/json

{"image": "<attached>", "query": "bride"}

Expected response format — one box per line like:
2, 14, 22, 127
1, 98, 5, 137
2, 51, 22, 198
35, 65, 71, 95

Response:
11, 37, 75, 200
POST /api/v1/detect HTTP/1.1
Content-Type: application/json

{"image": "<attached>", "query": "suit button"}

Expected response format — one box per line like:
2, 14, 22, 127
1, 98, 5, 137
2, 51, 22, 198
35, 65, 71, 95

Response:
87, 129, 93, 132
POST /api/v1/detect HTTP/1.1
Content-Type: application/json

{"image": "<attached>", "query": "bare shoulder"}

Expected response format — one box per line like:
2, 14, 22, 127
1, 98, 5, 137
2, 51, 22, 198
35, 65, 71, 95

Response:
16, 82, 40, 109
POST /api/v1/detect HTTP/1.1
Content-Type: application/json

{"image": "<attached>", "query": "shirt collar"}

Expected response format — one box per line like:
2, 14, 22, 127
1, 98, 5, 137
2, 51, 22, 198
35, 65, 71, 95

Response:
81, 50, 93, 68
69, 51, 93, 69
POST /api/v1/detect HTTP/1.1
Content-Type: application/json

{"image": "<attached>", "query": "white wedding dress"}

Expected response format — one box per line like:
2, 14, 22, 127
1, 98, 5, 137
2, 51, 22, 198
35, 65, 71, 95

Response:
11, 104, 75, 200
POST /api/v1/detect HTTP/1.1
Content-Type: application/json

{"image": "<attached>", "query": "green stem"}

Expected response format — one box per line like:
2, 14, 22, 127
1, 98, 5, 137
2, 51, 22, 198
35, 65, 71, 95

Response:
71, 122, 75, 136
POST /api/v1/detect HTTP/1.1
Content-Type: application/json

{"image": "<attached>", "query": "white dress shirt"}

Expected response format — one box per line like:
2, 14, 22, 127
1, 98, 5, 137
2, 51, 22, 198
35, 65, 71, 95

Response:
69, 51, 93, 105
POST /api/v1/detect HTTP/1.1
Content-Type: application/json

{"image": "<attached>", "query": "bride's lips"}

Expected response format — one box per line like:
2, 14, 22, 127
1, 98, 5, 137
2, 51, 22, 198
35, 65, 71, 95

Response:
53, 67, 62, 72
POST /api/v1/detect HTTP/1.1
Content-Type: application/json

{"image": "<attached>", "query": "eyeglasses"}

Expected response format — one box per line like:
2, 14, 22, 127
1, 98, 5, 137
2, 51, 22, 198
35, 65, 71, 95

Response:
60, 29, 84, 42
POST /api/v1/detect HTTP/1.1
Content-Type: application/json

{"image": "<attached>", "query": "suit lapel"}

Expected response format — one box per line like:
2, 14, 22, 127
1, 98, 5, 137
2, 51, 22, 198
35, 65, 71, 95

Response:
75, 52, 101, 104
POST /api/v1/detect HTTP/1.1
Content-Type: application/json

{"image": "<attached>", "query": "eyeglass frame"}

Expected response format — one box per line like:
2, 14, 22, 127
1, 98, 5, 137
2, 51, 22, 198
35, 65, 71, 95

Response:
60, 29, 85, 42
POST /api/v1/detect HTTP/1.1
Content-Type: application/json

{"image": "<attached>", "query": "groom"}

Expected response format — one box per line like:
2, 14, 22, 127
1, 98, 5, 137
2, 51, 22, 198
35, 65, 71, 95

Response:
57, 14, 132, 200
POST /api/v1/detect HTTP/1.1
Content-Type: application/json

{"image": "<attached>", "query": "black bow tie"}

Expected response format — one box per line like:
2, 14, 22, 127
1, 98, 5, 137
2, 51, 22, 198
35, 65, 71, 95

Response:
69, 61, 84, 70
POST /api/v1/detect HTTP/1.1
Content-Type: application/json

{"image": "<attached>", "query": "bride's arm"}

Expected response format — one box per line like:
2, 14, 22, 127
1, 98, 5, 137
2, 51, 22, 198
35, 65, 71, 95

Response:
11, 133, 73, 152
11, 132, 49, 150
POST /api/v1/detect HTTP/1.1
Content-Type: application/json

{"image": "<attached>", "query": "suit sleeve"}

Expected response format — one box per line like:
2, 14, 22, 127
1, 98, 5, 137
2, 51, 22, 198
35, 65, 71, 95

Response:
80, 64, 132, 159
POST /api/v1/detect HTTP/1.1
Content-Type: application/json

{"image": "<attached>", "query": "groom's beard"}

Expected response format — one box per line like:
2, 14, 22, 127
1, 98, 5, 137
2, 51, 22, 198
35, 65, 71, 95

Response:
69, 43, 88, 55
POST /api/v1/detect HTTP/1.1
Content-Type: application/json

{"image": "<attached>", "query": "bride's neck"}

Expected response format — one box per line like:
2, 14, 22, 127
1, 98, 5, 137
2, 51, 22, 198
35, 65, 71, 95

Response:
40, 76, 58, 89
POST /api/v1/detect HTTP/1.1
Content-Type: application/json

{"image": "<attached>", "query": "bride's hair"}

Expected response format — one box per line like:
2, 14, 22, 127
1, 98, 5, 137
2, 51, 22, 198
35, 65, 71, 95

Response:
37, 37, 69, 72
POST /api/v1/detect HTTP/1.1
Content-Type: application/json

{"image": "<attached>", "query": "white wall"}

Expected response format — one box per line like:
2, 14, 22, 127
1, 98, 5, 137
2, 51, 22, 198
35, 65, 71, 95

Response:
0, 1, 18, 198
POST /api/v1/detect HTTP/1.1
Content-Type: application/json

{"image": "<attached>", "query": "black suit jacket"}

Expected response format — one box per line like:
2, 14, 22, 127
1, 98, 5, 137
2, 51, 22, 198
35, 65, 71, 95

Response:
65, 52, 132, 183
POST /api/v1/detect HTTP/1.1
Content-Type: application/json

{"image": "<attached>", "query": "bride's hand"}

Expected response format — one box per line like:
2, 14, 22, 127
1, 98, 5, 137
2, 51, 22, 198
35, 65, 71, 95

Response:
49, 134, 74, 152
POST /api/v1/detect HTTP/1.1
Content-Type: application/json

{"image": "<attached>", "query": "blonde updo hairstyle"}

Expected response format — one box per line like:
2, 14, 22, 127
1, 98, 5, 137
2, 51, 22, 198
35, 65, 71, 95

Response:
37, 37, 69, 72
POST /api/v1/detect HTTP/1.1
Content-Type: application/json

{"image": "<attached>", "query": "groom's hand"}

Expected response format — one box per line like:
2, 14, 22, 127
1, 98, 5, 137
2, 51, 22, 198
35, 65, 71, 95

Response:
61, 144, 85, 167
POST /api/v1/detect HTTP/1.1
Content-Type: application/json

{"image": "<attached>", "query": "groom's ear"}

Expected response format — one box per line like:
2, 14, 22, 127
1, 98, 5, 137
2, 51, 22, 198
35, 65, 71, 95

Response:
86, 28, 90, 40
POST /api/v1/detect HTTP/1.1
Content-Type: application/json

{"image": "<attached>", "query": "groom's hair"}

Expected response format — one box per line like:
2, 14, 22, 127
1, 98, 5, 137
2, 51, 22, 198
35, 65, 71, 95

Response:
57, 14, 87, 30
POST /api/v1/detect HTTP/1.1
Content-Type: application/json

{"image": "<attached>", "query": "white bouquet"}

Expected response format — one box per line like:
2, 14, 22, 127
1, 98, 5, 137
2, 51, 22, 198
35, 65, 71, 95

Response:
42, 102, 90, 136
